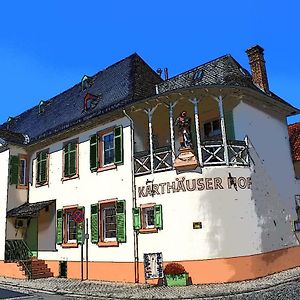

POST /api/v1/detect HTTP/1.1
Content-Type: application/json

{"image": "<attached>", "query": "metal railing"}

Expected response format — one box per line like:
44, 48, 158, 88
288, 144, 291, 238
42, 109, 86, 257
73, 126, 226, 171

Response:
5, 240, 33, 279
201, 140, 249, 166
134, 146, 172, 176
134, 140, 249, 175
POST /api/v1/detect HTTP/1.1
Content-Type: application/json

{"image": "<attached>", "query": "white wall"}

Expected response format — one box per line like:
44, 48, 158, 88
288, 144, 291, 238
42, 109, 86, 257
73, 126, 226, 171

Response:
0, 149, 9, 260
233, 101, 298, 218
135, 163, 298, 262
28, 117, 135, 262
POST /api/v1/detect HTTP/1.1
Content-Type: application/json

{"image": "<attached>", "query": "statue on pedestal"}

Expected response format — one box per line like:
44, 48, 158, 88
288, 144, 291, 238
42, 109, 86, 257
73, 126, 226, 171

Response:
173, 111, 198, 171
175, 111, 192, 148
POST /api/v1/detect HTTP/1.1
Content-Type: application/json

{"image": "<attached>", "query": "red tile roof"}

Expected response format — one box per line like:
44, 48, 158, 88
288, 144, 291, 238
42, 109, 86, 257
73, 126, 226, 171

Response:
288, 122, 300, 161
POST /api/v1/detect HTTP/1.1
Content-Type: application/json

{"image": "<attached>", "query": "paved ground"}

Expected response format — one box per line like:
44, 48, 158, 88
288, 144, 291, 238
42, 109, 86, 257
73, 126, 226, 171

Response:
1, 267, 300, 299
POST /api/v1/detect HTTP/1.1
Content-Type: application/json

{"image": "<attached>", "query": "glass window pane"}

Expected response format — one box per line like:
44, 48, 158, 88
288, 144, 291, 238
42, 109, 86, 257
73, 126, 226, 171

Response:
103, 206, 116, 240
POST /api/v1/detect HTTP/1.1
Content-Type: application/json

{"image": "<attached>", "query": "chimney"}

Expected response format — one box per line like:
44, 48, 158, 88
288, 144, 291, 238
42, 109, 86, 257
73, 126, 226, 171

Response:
246, 45, 269, 93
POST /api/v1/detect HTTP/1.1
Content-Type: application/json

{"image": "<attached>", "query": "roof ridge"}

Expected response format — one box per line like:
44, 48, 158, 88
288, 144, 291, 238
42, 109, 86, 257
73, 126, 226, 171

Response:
161, 54, 230, 83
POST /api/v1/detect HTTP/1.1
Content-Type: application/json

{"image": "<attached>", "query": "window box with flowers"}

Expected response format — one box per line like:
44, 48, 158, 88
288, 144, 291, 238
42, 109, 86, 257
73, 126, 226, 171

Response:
164, 263, 189, 286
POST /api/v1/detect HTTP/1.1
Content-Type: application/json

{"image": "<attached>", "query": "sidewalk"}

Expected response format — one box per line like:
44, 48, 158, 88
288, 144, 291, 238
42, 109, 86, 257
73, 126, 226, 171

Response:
1, 267, 300, 299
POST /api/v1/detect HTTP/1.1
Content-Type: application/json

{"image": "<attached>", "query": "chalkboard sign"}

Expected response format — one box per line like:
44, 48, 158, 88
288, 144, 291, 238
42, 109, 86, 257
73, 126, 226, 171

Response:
143, 252, 163, 279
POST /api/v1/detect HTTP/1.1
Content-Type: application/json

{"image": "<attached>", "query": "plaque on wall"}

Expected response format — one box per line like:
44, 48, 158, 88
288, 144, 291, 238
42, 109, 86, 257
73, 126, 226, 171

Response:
143, 252, 163, 279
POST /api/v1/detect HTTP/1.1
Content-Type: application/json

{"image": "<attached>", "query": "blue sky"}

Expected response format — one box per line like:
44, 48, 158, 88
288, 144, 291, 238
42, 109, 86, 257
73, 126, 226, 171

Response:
0, 1, 299, 124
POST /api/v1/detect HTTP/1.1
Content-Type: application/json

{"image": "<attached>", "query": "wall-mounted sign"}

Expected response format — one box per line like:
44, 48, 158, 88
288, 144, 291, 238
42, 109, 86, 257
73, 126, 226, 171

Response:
143, 252, 163, 279
138, 176, 251, 198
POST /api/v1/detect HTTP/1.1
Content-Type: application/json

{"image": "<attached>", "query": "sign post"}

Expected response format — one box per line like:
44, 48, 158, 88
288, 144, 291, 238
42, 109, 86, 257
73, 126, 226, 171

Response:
71, 209, 85, 281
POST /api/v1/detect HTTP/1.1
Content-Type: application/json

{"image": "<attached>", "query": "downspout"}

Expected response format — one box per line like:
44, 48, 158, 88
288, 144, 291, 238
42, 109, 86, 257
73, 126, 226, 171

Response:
123, 110, 139, 283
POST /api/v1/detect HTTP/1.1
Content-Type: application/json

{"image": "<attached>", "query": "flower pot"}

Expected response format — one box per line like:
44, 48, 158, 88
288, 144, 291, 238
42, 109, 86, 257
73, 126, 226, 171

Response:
165, 273, 188, 286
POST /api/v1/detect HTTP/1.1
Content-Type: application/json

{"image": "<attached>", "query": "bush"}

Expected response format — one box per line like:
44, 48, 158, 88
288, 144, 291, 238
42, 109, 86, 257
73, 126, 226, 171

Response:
164, 263, 186, 275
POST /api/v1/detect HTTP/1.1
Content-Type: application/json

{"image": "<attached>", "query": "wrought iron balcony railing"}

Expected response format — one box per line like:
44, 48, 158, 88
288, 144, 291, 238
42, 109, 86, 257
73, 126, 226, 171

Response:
134, 146, 172, 176
134, 140, 249, 175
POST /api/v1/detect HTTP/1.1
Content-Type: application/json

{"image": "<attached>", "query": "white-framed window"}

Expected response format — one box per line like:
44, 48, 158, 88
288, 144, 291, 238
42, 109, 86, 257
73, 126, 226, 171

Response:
203, 119, 221, 139
66, 212, 77, 243
133, 203, 163, 233
102, 206, 117, 241
102, 132, 114, 166
142, 207, 155, 229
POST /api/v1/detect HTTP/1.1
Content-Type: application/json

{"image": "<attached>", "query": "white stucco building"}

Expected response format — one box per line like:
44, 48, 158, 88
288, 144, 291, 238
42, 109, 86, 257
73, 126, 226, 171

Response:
0, 45, 300, 284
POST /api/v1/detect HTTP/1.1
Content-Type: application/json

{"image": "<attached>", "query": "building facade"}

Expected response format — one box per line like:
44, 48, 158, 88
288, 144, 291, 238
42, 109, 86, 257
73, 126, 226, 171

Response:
0, 45, 300, 284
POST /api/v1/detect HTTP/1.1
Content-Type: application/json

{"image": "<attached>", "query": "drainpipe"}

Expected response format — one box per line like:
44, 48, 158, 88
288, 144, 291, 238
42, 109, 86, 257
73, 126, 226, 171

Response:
123, 110, 139, 283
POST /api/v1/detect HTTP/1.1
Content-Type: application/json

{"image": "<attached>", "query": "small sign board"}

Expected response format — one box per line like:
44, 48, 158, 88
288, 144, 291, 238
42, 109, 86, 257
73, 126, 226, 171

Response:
143, 252, 163, 279
72, 209, 85, 223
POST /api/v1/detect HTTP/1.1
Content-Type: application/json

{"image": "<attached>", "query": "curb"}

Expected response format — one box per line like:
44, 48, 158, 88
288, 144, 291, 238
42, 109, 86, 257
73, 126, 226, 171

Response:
0, 273, 300, 299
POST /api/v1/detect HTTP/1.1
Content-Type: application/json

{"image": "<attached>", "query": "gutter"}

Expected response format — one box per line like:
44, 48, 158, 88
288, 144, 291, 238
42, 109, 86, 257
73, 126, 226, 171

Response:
122, 109, 139, 283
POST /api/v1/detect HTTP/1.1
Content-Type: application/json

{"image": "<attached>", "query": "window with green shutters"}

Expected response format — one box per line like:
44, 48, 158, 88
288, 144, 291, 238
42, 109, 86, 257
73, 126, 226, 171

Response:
36, 150, 48, 185
133, 204, 163, 233
9, 155, 19, 185
64, 141, 78, 178
91, 199, 126, 246
56, 206, 85, 246
89, 126, 124, 171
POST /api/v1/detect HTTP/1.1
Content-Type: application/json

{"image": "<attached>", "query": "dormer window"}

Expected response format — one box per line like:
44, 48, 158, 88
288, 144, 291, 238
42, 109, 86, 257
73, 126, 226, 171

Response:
39, 100, 45, 114
81, 75, 95, 91
84, 93, 101, 111
193, 70, 203, 80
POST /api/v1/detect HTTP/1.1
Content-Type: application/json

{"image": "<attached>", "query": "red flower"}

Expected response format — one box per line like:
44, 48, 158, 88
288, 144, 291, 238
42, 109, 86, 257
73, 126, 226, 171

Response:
164, 263, 186, 275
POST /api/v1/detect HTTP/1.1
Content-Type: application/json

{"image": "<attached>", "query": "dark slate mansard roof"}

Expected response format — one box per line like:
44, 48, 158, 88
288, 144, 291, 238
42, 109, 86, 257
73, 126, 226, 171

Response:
1, 53, 297, 144
157, 55, 298, 112
0, 53, 162, 143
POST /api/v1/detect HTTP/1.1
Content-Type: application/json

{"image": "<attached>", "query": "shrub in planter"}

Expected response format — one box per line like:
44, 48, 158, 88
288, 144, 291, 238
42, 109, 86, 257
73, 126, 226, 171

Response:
164, 263, 188, 286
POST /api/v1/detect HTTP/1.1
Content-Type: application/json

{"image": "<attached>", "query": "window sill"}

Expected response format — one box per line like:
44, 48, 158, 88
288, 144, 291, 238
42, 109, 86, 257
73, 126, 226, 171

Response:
139, 228, 158, 234
98, 241, 119, 247
97, 164, 116, 173
61, 242, 78, 248
35, 182, 48, 188
17, 184, 28, 190
62, 174, 79, 182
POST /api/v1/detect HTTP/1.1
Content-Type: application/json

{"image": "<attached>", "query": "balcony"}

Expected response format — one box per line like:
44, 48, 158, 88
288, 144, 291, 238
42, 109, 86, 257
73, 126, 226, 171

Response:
134, 140, 249, 176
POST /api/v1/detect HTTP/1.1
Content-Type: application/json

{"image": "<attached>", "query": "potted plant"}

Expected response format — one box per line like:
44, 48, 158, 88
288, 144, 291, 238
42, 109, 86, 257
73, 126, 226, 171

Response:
164, 262, 189, 286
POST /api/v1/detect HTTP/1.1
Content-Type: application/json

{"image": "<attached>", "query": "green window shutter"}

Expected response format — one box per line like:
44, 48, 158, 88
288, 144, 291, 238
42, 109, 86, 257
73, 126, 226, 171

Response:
56, 209, 63, 245
76, 206, 85, 244
114, 126, 123, 165
64, 144, 70, 176
132, 207, 141, 230
9, 155, 19, 185
116, 200, 126, 243
154, 204, 163, 230
224, 111, 235, 141
37, 151, 48, 184
40, 159, 47, 183
90, 135, 98, 171
69, 147, 77, 176
64, 142, 77, 177
90, 203, 99, 243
